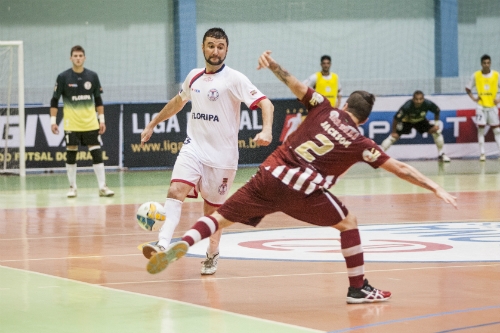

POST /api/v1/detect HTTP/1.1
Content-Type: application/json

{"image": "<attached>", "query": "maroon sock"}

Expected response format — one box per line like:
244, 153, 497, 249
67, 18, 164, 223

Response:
340, 229, 365, 288
181, 216, 219, 246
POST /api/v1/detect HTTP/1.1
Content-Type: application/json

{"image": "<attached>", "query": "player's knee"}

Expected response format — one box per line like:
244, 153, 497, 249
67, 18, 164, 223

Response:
334, 213, 358, 232
89, 147, 103, 164
66, 150, 77, 164
167, 182, 192, 201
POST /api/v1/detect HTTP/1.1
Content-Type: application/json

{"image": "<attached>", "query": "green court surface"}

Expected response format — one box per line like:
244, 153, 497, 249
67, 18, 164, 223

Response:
0, 266, 320, 333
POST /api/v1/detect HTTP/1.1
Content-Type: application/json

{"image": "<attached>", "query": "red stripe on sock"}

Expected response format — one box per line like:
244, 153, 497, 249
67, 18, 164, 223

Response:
345, 252, 364, 268
348, 276, 364, 289
341, 229, 364, 288
340, 229, 361, 249
182, 235, 195, 246
181, 216, 219, 247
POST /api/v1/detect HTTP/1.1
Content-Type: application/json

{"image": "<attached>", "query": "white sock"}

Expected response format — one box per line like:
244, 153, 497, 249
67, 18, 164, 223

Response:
493, 127, 500, 151
381, 136, 397, 151
93, 163, 106, 189
66, 163, 77, 188
478, 127, 486, 154
158, 198, 183, 248
432, 132, 445, 155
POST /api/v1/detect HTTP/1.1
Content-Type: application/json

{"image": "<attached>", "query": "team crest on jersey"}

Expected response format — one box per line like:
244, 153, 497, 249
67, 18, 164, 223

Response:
484, 84, 490, 90
84, 81, 92, 90
208, 89, 219, 101
329, 110, 340, 120
309, 92, 324, 106
218, 178, 228, 195
362, 148, 381, 163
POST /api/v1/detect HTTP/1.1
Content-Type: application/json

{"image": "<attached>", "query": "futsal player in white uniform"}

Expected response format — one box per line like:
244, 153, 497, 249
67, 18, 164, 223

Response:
140, 27, 274, 275
465, 54, 500, 161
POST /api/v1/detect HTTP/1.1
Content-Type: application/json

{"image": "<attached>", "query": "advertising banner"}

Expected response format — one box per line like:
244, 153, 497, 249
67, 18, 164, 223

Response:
277, 95, 499, 160
121, 100, 298, 168
4, 94, 495, 172
0, 105, 120, 169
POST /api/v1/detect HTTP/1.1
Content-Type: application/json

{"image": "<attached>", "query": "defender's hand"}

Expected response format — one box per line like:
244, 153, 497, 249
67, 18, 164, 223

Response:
434, 188, 457, 209
257, 51, 275, 70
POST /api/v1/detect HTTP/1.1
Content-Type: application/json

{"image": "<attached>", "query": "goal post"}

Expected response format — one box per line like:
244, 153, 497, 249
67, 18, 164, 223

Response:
0, 41, 25, 177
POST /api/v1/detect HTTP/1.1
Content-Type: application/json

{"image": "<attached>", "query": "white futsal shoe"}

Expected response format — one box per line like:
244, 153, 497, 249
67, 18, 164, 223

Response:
67, 186, 77, 198
201, 252, 219, 275
99, 185, 114, 197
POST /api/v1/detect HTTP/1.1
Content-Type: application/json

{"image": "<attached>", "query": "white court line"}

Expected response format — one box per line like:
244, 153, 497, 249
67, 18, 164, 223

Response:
101, 263, 500, 286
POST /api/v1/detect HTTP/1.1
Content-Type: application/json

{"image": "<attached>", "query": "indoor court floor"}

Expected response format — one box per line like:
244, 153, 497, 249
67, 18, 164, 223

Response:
1, 159, 500, 333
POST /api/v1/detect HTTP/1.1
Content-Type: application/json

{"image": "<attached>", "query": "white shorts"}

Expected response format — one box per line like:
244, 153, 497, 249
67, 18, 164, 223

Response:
171, 149, 236, 206
476, 106, 500, 127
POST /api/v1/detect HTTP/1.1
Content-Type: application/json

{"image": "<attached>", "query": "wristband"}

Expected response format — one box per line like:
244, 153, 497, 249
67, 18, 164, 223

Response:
50, 116, 57, 125
99, 114, 105, 123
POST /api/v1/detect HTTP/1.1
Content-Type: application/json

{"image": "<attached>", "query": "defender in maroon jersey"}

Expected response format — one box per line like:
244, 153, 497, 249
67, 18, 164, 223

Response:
146, 51, 458, 304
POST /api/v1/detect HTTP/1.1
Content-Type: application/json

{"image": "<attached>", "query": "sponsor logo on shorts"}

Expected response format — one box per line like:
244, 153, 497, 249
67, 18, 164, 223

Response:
250, 90, 257, 96
208, 89, 219, 101
218, 178, 228, 195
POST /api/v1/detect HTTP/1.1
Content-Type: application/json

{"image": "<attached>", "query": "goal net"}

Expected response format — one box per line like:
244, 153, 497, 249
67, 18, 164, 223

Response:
0, 41, 25, 176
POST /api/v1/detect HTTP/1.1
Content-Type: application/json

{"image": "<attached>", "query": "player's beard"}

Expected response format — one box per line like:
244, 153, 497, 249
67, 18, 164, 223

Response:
205, 54, 226, 66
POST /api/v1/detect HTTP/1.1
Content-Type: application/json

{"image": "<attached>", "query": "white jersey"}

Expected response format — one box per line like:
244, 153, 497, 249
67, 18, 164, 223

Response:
179, 65, 266, 169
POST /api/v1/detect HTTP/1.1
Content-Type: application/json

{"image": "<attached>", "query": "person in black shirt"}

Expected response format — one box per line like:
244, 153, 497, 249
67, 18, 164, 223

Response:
50, 45, 114, 197
381, 90, 450, 162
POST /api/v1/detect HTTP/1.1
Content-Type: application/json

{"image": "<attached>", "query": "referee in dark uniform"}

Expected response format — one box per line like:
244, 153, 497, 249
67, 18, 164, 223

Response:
380, 90, 451, 162
50, 45, 114, 197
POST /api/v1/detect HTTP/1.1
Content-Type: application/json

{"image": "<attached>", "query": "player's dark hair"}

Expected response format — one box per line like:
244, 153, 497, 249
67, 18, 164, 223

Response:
346, 90, 375, 123
413, 90, 424, 98
203, 27, 229, 46
321, 55, 331, 62
71, 45, 85, 56
481, 54, 491, 63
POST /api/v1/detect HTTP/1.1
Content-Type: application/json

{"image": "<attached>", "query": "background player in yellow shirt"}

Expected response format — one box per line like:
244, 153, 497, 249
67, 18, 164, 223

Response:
303, 55, 342, 107
50, 45, 114, 197
465, 54, 500, 161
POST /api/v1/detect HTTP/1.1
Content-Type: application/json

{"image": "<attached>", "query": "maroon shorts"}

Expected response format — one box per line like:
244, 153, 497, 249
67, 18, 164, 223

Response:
217, 167, 349, 227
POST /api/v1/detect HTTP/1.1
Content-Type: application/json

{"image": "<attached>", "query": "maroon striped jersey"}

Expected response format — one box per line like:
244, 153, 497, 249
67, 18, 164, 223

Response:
262, 88, 390, 194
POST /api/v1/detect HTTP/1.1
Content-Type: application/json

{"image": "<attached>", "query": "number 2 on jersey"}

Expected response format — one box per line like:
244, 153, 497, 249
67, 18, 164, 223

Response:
294, 134, 334, 162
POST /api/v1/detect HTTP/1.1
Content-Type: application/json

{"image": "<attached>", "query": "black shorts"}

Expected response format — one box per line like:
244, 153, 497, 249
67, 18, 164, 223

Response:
64, 130, 101, 147
395, 119, 433, 135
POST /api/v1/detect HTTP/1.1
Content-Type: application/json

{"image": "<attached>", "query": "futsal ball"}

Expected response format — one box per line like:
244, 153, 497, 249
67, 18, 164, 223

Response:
136, 201, 166, 231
